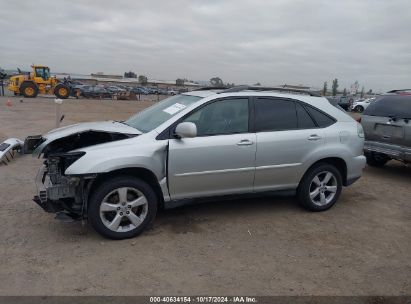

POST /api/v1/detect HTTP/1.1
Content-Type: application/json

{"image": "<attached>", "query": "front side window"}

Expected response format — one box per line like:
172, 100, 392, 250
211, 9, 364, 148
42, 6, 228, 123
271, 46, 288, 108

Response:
43, 68, 50, 80
35, 68, 44, 78
255, 98, 297, 132
125, 94, 202, 133
182, 98, 249, 136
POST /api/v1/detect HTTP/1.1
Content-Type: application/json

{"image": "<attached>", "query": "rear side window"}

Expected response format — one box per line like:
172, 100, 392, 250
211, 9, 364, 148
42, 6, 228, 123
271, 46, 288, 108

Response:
255, 98, 297, 131
296, 103, 316, 129
305, 106, 335, 128
363, 95, 411, 118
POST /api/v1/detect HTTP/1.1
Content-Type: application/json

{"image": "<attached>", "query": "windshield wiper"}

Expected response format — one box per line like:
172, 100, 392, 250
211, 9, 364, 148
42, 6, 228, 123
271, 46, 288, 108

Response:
113, 120, 128, 125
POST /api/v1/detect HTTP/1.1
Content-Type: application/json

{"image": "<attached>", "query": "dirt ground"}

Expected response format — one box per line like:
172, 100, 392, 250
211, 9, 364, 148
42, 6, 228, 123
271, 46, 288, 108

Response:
0, 96, 410, 296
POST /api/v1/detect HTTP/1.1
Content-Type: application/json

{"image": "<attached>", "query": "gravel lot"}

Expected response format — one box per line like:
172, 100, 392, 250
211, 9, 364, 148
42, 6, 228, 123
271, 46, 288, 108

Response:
0, 96, 410, 296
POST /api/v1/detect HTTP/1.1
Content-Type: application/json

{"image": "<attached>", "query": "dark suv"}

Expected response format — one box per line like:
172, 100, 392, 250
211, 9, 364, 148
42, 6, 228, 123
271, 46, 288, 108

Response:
361, 94, 411, 166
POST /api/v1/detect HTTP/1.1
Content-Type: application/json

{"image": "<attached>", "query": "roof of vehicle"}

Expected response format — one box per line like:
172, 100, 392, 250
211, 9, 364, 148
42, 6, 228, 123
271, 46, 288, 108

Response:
184, 85, 321, 98
183, 89, 353, 122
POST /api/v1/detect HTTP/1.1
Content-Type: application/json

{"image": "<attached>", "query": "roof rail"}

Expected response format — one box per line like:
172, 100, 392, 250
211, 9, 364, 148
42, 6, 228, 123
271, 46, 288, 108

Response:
387, 89, 411, 93
218, 85, 321, 97
193, 86, 229, 91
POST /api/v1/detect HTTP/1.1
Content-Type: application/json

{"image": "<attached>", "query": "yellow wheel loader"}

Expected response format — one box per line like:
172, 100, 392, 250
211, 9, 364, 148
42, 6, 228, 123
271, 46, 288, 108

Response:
7, 65, 71, 99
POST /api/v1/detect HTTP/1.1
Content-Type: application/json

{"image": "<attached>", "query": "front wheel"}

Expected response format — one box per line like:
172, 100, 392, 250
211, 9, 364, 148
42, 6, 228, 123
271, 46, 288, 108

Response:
54, 83, 70, 99
88, 176, 158, 239
355, 105, 364, 113
297, 163, 342, 211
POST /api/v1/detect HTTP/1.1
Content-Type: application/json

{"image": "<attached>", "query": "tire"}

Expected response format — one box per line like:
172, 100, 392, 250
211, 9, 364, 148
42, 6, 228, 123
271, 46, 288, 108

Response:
54, 83, 70, 99
355, 105, 364, 113
20, 81, 38, 98
297, 163, 343, 212
366, 153, 389, 167
88, 176, 158, 239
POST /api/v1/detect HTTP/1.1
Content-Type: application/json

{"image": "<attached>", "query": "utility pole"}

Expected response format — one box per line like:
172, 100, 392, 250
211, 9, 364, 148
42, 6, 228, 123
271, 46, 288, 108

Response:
0, 68, 6, 96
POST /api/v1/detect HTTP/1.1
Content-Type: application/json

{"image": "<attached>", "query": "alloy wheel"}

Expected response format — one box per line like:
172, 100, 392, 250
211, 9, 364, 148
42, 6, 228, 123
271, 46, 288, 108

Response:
99, 187, 148, 232
309, 171, 338, 206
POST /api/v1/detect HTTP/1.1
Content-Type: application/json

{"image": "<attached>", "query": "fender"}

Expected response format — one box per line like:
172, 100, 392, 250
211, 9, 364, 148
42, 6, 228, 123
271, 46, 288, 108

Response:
65, 139, 168, 181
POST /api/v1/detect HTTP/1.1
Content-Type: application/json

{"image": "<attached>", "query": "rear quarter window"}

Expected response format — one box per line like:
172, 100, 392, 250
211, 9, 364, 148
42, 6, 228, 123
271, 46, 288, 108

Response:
363, 95, 411, 118
305, 106, 336, 128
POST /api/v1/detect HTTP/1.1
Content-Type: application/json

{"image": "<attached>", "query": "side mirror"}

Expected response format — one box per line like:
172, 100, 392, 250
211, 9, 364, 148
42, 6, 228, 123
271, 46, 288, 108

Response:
174, 122, 197, 138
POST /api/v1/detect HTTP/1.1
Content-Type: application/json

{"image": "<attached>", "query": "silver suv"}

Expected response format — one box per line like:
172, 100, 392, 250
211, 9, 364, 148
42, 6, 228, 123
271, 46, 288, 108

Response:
26, 86, 366, 239
361, 93, 411, 166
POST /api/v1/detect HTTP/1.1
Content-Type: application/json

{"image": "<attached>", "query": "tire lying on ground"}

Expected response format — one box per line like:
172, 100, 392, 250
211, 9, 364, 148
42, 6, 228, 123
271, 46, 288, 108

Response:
20, 81, 39, 98
54, 83, 70, 99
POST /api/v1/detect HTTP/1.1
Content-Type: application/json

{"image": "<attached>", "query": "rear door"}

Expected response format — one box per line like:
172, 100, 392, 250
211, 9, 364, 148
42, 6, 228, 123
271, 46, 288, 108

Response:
362, 96, 411, 148
253, 97, 330, 191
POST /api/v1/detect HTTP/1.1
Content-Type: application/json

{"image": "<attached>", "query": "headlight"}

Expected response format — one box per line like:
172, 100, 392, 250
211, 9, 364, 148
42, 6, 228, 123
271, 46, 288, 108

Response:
357, 123, 364, 138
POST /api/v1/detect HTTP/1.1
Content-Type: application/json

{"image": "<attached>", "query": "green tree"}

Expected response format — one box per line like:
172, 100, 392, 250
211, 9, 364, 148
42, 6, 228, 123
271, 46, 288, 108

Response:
210, 77, 224, 87
332, 78, 339, 96
360, 86, 365, 98
175, 78, 185, 86
254, 82, 261, 86
124, 71, 137, 78
0, 67, 7, 79
322, 81, 328, 95
367, 89, 373, 95
342, 88, 347, 96
138, 75, 148, 85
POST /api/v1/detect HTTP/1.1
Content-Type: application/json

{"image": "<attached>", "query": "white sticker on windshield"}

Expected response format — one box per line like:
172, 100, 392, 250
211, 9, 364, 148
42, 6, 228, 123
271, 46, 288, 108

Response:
163, 103, 186, 115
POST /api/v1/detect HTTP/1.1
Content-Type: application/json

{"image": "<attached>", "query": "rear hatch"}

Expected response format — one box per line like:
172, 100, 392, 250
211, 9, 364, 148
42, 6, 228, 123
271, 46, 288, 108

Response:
361, 95, 411, 148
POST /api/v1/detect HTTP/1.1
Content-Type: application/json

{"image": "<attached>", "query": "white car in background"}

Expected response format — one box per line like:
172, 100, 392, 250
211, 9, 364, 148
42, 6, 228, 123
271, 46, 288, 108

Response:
350, 98, 375, 113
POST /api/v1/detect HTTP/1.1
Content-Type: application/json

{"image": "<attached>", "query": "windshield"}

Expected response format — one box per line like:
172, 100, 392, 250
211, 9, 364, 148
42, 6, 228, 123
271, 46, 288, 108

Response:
124, 94, 202, 132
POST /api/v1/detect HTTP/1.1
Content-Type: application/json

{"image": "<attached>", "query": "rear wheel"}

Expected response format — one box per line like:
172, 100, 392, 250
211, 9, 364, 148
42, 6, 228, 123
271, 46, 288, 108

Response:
297, 163, 342, 211
366, 153, 389, 167
355, 105, 364, 113
20, 81, 38, 98
54, 84, 70, 99
88, 176, 158, 239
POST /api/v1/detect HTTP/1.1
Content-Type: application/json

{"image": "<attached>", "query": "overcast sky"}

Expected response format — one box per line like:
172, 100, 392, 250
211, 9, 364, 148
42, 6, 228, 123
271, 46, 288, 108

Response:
1, 0, 410, 91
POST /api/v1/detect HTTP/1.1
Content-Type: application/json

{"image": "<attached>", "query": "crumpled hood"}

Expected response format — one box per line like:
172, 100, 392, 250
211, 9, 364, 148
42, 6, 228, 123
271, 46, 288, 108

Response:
45, 121, 141, 138
33, 121, 141, 156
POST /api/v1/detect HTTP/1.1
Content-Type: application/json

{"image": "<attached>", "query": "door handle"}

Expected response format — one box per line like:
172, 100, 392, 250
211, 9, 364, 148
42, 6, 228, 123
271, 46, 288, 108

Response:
237, 139, 254, 146
307, 134, 322, 141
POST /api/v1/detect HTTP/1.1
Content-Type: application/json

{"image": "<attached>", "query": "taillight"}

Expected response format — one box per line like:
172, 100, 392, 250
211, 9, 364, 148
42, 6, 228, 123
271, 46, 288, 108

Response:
357, 123, 364, 138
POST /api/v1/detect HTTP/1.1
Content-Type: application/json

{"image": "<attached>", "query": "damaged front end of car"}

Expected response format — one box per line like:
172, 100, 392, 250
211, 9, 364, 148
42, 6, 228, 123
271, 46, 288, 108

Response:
25, 122, 141, 222
33, 151, 93, 221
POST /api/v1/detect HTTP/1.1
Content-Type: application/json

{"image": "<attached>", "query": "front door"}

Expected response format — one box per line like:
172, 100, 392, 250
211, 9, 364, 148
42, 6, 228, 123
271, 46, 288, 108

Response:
168, 98, 256, 200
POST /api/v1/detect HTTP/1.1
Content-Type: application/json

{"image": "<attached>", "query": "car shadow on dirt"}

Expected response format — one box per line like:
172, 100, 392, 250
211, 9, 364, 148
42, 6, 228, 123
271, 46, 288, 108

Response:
49, 195, 302, 240
365, 161, 411, 181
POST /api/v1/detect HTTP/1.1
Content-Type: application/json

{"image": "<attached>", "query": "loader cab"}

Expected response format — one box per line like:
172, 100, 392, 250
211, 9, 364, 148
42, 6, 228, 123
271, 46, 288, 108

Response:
33, 66, 50, 81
